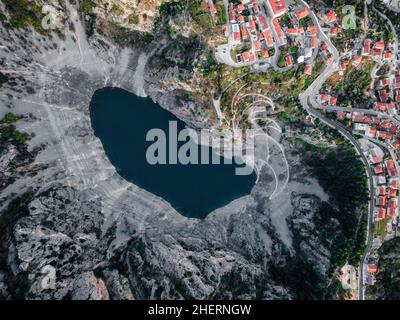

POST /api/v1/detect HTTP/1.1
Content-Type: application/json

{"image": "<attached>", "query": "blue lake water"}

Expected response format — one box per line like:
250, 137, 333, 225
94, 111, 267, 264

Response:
89, 87, 256, 219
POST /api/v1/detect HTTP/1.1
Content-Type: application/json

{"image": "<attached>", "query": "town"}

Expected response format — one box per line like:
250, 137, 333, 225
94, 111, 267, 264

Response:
206, 0, 400, 299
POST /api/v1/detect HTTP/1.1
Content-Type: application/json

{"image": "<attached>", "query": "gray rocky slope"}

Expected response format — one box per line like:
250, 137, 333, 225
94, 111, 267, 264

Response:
0, 4, 360, 300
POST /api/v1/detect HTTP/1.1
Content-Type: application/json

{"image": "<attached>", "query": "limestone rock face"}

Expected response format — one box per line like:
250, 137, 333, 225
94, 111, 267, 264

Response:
0, 2, 365, 300
71, 272, 109, 300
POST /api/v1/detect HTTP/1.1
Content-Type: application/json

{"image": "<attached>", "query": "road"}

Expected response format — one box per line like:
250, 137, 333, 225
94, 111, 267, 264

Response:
298, 1, 374, 301
318, 105, 400, 127
373, 6, 398, 72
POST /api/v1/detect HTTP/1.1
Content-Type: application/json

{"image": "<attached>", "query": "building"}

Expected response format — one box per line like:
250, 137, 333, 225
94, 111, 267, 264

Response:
363, 39, 372, 56
263, 29, 274, 47
249, 17, 257, 33
304, 65, 313, 75
285, 54, 294, 66
232, 24, 241, 44
377, 208, 386, 219
267, 0, 287, 18
325, 10, 337, 24
375, 41, 385, 50
368, 264, 378, 273
352, 55, 363, 67
243, 50, 256, 63
309, 26, 317, 49
262, 49, 270, 58
329, 27, 338, 37
229, 3, 236, 23
295, 7, 309, 20
252, 0, 260, 14
272, 18, 286, 46
209, 1, 217, 15
384, 52, 394, 61
259, 15, 268, 31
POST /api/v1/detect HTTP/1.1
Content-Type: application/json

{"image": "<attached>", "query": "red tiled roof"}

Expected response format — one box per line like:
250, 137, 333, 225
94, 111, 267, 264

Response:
209, 2, 217, 14
354, 115, 365, 122
373, 48, 382, 57
378, 196, 387, 207
285, 55, 293, 66
384, 52, 394, 60
249, 17, 256, 32
381, 78, 391, 87
380, 120, 391, 128
263, 30, 274, 47
243, 50, 255, 63
375, 102, 387, 111
388, 207, 396, 219
378, 187, 386, 196
241, 26, 248, 39
304, 65, 313, 75
389, 179, 399, 189
389, 189, 398, 198
379, 89, 388, 102
272, 18, 284, 37
268, 0, 287, 17
375, 166, 384, 175
295, 7, 309, 20
375, 41, 385, 50
229, 4, 236, 22
388, 199, 397, 209
309, 26, 317, 35
392, 140, 400, 149
373, 156, 383, 164
329, 27, 338, 36
337, 112, 346, 120
253, 0, 260, 14
378, 208, 386, 219
286, 28, 299, 36
363, 39, 372, 55
352, 55, 363, 66
386, 159, 396, 170
326, 11, 337, 23
311, 35, 317, 49
259, 15, 268, 31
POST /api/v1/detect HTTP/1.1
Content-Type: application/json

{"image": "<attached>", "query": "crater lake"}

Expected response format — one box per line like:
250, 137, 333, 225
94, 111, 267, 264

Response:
90, 87, 256, 219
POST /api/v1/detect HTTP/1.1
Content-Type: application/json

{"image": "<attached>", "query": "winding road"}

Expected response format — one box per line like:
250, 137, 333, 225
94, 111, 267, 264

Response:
298, 0, 374, 301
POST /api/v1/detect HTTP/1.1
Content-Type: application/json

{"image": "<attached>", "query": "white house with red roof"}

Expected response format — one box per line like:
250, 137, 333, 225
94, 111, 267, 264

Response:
295, 7, 309, 20
362, 39, 372, 56
267, 0, 287, 18
325, 10, 337, 24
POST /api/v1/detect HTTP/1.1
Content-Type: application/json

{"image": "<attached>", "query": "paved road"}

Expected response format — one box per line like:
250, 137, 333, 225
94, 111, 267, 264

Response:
319, 105, 400, 127
300, 88, 375, 302
373, 6, 398, 71
298, 1, 374, 301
